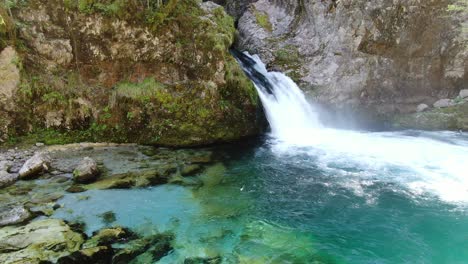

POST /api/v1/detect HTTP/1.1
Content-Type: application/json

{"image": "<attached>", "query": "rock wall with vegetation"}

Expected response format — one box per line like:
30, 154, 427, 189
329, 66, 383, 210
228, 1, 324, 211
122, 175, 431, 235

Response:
0, 0, 262, 146
232, 0, 467, 127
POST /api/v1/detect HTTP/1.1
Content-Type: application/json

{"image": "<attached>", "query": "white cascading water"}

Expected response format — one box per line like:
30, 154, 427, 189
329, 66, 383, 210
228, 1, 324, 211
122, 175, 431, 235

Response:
235, 51, 468, 204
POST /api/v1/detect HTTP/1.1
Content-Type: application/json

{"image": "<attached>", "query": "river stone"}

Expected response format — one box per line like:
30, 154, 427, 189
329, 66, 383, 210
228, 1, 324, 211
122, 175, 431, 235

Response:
18, 152, 51, 179
416, 104, 429, 113
73, 157, 100, 183
460, 89, 468, 99
0, 161, 17, 188
0, 172, 18, 189
0, 205, 33, 227
0, 219, 85, 263
433, 99, 454, 108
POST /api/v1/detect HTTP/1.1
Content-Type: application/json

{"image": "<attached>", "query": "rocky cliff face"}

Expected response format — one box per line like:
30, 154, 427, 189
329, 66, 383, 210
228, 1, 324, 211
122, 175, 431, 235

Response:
234, 0, 467, 123
0, 0, 263, 146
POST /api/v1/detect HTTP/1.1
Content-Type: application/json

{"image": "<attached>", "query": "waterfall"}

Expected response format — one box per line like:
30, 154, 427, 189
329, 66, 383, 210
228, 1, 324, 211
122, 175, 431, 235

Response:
233, 50, 468, 203
232, 50, 323, 143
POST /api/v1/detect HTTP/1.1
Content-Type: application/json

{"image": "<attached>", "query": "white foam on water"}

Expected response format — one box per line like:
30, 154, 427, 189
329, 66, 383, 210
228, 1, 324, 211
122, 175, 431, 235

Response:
242, 52, 468, 204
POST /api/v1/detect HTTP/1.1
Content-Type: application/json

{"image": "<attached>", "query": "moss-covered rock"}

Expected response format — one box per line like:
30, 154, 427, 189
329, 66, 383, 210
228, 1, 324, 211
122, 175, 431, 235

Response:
392, 103, 468, 131
1, 0, 262, 147
0, 219, 85, 263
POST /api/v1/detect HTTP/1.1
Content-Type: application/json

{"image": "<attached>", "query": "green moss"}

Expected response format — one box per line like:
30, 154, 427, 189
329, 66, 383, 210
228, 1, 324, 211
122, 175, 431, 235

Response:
254, 9, 272, 32
392, 103, 468, 130
114, 78, 166, 100
1, 0, 261, 148
273, 45, 304, 82
64, 0, 180, 30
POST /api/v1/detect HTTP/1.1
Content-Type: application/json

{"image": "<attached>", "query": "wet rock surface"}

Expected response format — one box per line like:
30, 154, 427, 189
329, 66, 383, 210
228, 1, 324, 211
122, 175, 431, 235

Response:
0, 143, 219, 262
73, 157, 100, 183
18, 152, 51, 179
0, 205, 33, 227
0, 219, 85, 263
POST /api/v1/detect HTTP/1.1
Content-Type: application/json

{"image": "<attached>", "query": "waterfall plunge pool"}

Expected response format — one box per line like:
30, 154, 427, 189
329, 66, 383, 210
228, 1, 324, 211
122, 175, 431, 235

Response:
52, 52, 468, 263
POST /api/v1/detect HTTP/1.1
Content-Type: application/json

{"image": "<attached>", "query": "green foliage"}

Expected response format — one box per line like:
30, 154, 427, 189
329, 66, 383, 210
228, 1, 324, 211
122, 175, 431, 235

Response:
273, 45, 304, 82
63, 0, 179, 29
254, 9, 272, 32
448, 0, 468, 11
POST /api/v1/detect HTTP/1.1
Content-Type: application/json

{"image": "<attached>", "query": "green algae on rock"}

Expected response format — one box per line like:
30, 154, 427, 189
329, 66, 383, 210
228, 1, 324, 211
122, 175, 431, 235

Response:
0, 219, 85, 264
392, 103, 468, 131
0, 0, 262, 147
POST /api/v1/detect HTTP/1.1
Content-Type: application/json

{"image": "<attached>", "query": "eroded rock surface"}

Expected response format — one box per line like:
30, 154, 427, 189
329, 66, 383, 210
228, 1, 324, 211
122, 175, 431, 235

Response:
0, 0, 263, 147
0, 47, 20, 142
235, 0, 467, 122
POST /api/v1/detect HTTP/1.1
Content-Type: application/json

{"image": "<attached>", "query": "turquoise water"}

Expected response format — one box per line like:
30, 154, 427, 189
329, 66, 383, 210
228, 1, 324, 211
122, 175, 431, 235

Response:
53, 133, 468, 263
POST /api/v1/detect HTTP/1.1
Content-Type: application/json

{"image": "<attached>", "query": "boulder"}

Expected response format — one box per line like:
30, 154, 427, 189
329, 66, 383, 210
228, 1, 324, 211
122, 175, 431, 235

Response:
18, 152, 51, 179
416, 104, 429, 113
73, 157, 100, 183
0, 172, 18, 189
0, 205, 33, 227
433, 99, 454, 108
66, 185, 87, 193
0, 161, 17, 188
0, 219, 84, 263
460, 89, 468, 99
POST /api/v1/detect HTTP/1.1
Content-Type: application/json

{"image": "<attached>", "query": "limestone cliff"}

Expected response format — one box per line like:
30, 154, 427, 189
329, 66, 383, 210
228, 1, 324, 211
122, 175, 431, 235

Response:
0, 0, 263, 146
232, 0, 467, 126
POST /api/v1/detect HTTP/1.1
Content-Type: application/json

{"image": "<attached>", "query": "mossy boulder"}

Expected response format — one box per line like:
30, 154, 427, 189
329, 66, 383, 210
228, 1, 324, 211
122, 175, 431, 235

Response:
0, 219, 85, 263
392, 103, 468, 131
1, 0, 263, 147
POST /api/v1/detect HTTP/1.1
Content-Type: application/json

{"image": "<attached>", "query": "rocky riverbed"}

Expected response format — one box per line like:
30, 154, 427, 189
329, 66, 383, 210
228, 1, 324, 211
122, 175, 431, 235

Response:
0, 142, 223, 263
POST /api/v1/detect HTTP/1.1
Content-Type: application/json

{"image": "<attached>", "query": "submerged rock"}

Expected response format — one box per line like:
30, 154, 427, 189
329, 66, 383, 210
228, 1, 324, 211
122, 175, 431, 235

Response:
181, 164, 203, 176
112, 233, 173, 264
0, 205, 33, 227
57, 246, 113, 264
98, 211, 116, 225
83, 227, 132, 249
85, 166, 177, 190
18, 152, 51, 179
184, 256, 222, 264
66, 185, 87, 193
73, 157, 100, 183
0, 219, 84, 263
